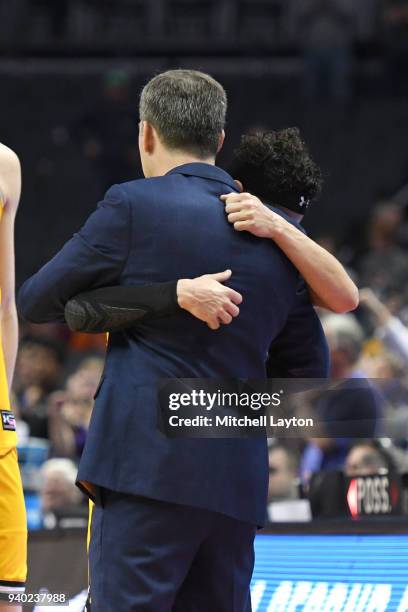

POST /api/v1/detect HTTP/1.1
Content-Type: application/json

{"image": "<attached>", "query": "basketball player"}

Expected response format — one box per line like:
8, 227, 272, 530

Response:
0, 144, 26, 610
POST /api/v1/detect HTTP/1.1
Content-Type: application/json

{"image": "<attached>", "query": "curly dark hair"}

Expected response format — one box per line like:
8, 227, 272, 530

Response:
230, 128, 323, 214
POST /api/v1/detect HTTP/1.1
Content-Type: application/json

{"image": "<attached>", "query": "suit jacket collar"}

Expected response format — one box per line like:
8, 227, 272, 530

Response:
166, 163, 238, 191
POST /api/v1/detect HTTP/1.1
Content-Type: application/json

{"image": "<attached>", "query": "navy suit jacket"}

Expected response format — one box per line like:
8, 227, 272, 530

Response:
19, 163, 319, 526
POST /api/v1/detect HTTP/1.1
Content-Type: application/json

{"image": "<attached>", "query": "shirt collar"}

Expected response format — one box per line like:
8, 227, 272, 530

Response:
166, 163, 238, 191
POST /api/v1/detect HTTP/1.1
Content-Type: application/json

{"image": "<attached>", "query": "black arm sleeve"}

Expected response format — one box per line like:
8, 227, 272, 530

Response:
64, 282, 179, 333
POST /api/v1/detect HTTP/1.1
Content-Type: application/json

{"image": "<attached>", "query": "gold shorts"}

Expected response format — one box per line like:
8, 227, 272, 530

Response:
0, 447, 27, 595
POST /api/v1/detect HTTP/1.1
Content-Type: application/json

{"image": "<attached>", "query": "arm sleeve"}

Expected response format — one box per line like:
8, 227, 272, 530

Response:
64, 282, 179, 333
17, 184, 130, 323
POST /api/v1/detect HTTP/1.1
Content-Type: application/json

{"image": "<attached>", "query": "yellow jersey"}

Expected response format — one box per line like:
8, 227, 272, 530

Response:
0, 203, 18, 450
0, 196, 27, 590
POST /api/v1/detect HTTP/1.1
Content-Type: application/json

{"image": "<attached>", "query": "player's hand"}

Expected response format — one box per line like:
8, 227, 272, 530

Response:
177, 270, 242, 330
220, 192, 278, 238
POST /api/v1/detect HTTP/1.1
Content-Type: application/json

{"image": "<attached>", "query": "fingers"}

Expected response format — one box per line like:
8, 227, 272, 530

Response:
206, 299, 241, 331
213, 296, 241, 326
233, 221, 250, 232
207, 311, 233, 330
225, 302, 240, 317
227, 288, 243, 305
224, 202, 245, 213
204, 272, 242, 305
207, 319, 220, 330
218, 311, 233, 325
227, 211, 252, 224
220, 192, 240, 202
209, 269, 232, 282
220, 192, 252, 202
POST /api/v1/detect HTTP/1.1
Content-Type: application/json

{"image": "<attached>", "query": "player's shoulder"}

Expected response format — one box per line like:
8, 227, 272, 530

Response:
0, 143, 21, 210
0, 143, 20, 170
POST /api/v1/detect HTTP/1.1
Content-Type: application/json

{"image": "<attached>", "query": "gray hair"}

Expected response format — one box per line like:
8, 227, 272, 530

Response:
139, 69, 227, 158
322, 313, 364, 366
41, 458, 78, 484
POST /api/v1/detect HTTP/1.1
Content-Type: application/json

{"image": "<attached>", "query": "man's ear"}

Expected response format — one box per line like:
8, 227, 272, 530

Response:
234, 180, 244, 193
217, 130, 226, 154
142, 121, 155, 155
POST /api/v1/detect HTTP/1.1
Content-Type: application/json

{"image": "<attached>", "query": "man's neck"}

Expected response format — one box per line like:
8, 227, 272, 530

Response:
154, 154, 215, 177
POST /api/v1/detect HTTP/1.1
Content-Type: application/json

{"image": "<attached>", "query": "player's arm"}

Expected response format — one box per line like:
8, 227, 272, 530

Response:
0, 144, 21, 389
65, 270, 242, 333
221, 192, 359, 314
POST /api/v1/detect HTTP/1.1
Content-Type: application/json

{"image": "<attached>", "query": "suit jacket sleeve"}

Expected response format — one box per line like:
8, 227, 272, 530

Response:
18, 184, 131, 323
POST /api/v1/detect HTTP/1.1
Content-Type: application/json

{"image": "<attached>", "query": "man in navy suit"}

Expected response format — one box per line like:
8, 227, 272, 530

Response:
19, 70, 309, 611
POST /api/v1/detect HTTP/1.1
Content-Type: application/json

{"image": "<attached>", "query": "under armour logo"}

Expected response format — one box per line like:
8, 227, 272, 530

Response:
299, 196, 310, 209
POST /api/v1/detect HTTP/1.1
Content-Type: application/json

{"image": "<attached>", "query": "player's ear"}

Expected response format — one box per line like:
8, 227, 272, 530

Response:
234, 180, 244, 193
217, 130, 225, 154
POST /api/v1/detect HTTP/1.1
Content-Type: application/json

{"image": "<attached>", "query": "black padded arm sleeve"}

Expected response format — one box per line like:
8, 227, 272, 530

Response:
64, 282, 179, 333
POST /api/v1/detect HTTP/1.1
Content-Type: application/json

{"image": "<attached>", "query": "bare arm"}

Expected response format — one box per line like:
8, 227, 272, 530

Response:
0, 144, 21, 390
221, 192, 359, 313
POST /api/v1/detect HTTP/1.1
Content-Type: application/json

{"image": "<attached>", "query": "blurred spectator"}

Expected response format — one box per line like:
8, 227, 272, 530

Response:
344, 438, 408, 475
65, 357, 104, 402
268, 444, 300, 503
40, 458, 85, 529
360, 287, 408, 365
295, 0, 355, 104
75, 69, 138, 189
301, 314, 384, 481
344, 440, 393, 476
383, 0, 408, 95
40, 458, 82, 513
322, 312, 365, 377
267, 443, 312, 523
14, 335, 65, 439
47, 358, 104, 460
358, 202, 408, 299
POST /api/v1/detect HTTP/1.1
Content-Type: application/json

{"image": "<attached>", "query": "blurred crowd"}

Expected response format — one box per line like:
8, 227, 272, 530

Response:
1, 0, 408, 70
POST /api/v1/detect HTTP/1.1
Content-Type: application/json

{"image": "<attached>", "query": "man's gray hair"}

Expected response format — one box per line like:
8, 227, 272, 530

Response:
322, 313, 365, 366
41, 458, 78, 484
139, 69, 227, 158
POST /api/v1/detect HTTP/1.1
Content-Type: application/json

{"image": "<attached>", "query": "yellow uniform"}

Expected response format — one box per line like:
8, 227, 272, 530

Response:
0, 202, 27, 597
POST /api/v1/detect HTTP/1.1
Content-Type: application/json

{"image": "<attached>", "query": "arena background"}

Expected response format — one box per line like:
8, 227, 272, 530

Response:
2, 1, 408, 611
